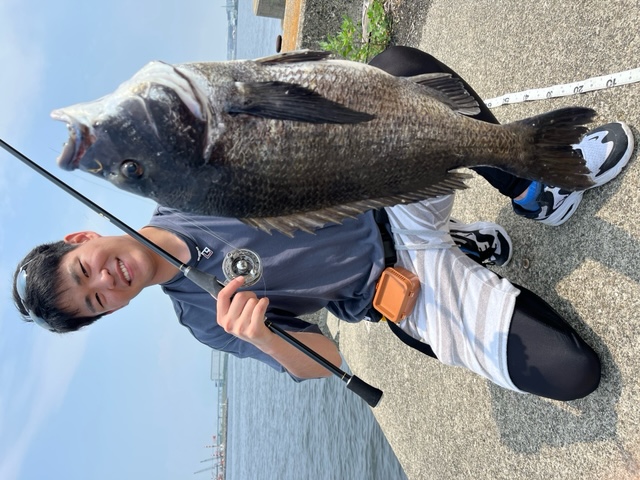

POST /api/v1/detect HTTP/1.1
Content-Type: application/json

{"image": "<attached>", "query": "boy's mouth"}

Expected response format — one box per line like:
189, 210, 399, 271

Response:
117, 259, 132, 285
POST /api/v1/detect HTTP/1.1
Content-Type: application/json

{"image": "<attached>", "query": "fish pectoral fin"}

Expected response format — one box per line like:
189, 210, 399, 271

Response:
408, 73, 481, 116
255, 50, 332, 64
239, 172, 472, 236
228, 81, 375, 124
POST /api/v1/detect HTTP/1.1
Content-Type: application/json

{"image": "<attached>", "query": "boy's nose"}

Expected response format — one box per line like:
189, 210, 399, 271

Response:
92, 268, 115, 289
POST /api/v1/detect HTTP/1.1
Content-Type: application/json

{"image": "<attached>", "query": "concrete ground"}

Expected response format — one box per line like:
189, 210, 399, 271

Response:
324, 1, 640, 479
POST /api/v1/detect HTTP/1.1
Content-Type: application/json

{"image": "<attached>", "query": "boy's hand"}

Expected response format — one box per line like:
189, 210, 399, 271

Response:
215, 276, 271, 348
215, 276, 341, 379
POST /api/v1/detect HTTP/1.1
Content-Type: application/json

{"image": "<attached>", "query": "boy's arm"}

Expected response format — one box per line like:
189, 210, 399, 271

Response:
216, 276, 342, 379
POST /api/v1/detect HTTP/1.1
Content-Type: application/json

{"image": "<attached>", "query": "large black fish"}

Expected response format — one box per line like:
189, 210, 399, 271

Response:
52, 51, 595, 236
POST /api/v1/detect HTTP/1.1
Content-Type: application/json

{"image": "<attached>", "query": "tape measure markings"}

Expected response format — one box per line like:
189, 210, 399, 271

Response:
484, 67, 640, 108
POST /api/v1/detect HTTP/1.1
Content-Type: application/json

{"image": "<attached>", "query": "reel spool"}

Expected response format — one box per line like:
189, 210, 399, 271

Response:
222, 249, 263, 286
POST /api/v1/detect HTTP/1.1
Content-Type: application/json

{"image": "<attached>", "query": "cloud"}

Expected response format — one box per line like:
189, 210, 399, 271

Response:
0, 332, 89, 480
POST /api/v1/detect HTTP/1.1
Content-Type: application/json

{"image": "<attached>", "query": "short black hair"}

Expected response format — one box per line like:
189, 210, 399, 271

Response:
13, 241, 105, 333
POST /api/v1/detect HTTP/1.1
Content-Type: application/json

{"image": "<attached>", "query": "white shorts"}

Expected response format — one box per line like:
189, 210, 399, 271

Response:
385, 196, 523, 392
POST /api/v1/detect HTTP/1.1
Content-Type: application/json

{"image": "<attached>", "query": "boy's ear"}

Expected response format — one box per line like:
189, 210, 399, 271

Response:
63, 231, 102, 245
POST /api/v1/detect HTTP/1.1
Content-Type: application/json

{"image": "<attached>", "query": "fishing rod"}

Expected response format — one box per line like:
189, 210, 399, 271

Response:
1, 138, 383, 407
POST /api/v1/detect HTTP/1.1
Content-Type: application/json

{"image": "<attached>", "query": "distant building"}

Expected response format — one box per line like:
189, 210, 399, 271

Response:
210, 351, 227, 386
253, 0, 286, 19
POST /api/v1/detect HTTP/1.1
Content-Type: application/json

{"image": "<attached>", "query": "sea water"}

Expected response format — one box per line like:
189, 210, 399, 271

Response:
226, 356, 407, 480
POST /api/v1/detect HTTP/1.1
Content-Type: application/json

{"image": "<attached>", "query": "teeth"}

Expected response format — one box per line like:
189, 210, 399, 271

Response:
118, 260, 131, 283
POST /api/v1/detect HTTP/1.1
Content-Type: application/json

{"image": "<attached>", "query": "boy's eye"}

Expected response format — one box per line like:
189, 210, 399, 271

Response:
79, 261, 88, 277
95, 293, 104, 309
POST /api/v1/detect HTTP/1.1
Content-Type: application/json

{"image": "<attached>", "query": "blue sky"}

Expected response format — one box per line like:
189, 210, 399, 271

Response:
0, 1, 233, 478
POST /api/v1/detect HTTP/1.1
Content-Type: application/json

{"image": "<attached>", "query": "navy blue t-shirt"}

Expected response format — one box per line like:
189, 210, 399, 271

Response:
149, 206, 385, 373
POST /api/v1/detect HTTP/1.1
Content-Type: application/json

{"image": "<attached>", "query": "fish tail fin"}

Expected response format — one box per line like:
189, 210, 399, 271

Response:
503, 107, 597, 190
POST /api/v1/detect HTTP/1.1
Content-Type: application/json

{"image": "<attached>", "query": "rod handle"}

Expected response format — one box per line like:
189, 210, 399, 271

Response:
346, 375, 384, 407
182, 267, 225, 299
266, 321, 383, 407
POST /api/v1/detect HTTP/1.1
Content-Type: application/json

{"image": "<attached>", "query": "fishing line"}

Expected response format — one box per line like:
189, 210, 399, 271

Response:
167, 210, 267, 292
67, 165, 266, 291
0, 138, 227, 293
66, 166, 250, 251
483, 66, 640, 108
170, 211, 241, 250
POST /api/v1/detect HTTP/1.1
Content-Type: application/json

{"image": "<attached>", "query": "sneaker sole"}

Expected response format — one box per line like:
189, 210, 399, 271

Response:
537, 191, 584, 226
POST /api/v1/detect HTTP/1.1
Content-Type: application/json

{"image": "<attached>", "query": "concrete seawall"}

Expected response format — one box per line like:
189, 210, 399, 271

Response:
281, 0, 364, 51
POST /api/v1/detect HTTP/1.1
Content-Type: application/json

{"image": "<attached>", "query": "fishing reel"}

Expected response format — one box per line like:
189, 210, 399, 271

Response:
222, 249, 263, 287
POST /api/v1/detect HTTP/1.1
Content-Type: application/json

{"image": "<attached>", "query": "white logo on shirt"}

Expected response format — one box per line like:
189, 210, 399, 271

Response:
198, 247, 213, 260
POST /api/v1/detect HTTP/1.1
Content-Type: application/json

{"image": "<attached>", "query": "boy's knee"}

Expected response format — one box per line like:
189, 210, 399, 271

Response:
554, 347, 601, 401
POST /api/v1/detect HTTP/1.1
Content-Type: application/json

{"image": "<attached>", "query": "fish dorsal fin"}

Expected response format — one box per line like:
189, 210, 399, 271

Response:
227, 81, 375, 124
239, 171, 472, 237
255, 50, 332, 65
408, 73, 480, 116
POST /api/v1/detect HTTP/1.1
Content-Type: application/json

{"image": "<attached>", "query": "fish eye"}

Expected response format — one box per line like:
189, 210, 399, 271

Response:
120, 160, 144, 179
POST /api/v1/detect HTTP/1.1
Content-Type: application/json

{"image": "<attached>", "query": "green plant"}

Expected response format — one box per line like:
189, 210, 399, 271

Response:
319, 0, 392, 63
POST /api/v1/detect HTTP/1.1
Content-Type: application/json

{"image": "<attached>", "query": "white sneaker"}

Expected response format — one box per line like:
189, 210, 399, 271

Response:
449, 219, 513, 266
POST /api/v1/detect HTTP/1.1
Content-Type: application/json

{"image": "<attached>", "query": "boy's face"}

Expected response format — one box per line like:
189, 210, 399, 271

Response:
55, 232, 158, 317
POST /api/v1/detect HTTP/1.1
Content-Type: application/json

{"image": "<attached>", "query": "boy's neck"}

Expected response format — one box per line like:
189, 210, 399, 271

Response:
138, 226, 192, 283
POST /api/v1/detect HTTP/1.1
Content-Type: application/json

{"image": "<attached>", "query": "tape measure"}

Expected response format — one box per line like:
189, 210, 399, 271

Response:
484, 67, 640, 108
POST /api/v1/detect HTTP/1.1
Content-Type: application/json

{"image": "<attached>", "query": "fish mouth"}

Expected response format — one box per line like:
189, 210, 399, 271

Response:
51, 110, 95, 171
